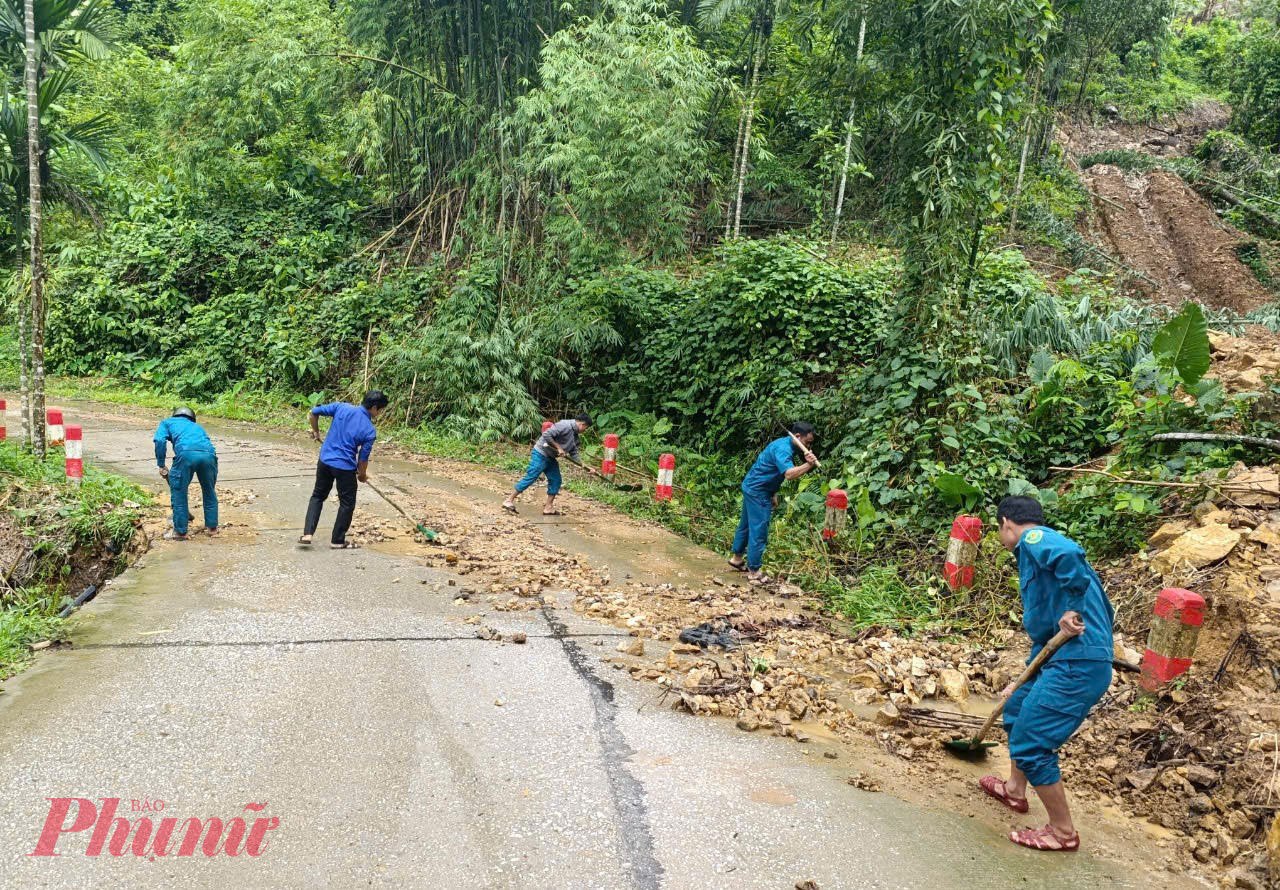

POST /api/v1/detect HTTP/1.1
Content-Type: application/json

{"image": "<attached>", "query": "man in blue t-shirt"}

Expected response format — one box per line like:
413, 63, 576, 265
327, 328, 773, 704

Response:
727, 422, 818, 584
979, 495, 1114, 854
154, 407, 219, 541
299, 390, 389, 549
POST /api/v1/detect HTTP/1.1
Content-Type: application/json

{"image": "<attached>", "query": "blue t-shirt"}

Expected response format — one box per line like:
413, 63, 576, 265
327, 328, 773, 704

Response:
153, 417, 216, 467
313, 403, 377, 472
1016, 526, 1115, 662
741, 436, 795, 497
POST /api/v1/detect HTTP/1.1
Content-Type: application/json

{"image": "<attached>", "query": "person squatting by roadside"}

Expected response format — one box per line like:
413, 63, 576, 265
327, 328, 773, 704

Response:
503, 414, 596, 515
299, 391, 389, 550
154, 407, 219, 541
727, 422, 818, 585
979, 495, 1115, 852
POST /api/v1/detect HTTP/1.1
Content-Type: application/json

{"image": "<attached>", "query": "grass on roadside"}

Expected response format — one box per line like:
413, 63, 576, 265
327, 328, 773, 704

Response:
0, 441, 149, 679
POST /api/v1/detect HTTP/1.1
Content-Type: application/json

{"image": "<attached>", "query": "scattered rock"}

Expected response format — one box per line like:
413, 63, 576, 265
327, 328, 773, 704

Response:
1126, 769, 1160, 792
617, 638, 645, 657
1249, 524, 1280, 549
1186, 763, 1220, 789
1229, 467, 1280, 507
1199, 509, 1236, 528
736, 714, 762, 733
938, 668, 969, 703
823, 750, 838, 760
795, 881, 820, 890
846, 773, 881, 792
510, 632, 527, 644
1229, 810, 1257, 839
1150, 520, 1191, 548
28, 640, 51, 651
1151, 524, 1242, 575
875, 703, 901, 727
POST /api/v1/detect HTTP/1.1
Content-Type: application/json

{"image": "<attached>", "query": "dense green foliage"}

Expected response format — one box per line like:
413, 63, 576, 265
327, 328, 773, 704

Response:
3, 0, 1280, 630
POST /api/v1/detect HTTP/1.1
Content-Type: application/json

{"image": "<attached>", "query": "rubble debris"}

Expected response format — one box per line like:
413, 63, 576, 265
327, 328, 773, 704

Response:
846, 773, 881, 793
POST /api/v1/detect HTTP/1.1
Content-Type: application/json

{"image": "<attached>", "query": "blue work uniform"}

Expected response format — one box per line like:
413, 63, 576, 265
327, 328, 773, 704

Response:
304, 403, 378, 545
154, 417, 218, 536
1004, 526, 1115, 787
731, 436, 796, 571
313, 403, 377, 470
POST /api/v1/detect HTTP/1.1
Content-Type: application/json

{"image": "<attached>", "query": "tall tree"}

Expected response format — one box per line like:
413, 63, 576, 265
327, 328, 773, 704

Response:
23, 0, 44, 457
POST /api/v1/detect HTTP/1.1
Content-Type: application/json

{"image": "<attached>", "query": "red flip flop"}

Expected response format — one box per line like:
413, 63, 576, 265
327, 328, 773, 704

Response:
1009, 824, 1080, 852
979, 776, 1029, 814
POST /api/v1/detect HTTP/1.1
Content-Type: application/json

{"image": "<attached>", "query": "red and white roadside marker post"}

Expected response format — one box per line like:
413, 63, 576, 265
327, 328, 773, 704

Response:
64, 425, 83, 485
46, 409, 65, 449
823, 489, 848, 542
1140, 587, 1205, 692
655, 453, 675, 502
0, 399, 6, 441
601, 434, 618, 483
944, 515, 982, 592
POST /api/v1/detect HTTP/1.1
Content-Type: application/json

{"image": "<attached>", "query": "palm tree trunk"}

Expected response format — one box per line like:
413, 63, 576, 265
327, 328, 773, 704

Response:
17, 285, 31, 448
732, 35, 764, 240
25, 0, 46, 459
830, 14, 866, 250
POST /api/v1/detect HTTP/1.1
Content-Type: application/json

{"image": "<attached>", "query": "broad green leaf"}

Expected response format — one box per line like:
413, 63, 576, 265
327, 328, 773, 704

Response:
1152, 302, 1210, 386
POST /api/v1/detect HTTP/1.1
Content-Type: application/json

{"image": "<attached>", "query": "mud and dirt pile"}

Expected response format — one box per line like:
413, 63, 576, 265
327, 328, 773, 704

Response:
1208, 328, 1280, 395
1084, 165, 1273, 313
1056, 460, 1280, 888
1057, 101, 1231, 161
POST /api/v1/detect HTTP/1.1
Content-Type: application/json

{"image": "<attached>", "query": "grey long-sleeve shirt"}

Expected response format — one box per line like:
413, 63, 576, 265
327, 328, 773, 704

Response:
535, 420, 582, 463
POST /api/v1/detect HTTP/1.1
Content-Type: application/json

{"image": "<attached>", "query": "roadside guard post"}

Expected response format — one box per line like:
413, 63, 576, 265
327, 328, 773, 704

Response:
655, 453, 675, 502
823, 489, 848, 541
0, 399, 5, 440
944, 515, 982, 592
64, 425, 83, 485
47, 409, 65, 448
602, 434, 618, 482
1140, 587, 1205, 691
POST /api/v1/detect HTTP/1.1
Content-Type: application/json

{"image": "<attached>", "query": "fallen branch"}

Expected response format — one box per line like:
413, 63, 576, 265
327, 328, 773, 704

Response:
1152, 431, 1280, 452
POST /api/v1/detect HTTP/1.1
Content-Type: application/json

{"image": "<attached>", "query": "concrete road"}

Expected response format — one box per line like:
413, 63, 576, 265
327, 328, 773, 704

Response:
0, 403, 1187, 889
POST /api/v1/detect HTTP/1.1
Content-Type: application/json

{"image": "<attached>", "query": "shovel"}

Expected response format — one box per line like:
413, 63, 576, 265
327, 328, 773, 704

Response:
944, 629, 1072, 755
365, 480, 439, 542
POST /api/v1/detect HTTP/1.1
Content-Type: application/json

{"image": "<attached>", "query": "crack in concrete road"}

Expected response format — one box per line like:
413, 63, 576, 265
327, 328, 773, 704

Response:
540, 600, 664, 890
75, 632, 632, 650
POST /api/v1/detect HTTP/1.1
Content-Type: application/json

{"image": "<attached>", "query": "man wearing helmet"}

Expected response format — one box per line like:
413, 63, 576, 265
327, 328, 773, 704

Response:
154, 407, 219, 541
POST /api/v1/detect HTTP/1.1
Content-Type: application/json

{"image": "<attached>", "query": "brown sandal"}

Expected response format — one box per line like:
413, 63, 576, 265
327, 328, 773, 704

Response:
1009, 824, 1079, 852
979, 776, 1029, 814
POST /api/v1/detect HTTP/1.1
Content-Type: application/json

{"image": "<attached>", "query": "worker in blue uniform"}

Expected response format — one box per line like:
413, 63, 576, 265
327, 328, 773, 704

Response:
154, 407, 219, 541
727, 422, 818, 585
979, 495, 1114, 853
300, 390, 389, 549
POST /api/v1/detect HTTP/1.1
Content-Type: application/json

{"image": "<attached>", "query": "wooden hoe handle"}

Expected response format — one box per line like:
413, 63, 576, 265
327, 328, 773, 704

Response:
970, 629, 1073, 745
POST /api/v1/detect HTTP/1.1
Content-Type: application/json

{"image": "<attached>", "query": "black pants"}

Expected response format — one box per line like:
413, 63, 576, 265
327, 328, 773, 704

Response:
304, 460, 358, 544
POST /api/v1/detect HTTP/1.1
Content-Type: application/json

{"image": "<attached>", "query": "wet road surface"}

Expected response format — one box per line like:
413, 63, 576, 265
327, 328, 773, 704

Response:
0, 401, 1194, 889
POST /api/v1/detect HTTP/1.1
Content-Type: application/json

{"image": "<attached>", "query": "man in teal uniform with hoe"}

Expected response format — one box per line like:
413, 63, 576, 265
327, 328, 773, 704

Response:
727, 422, 818, 585
154, 407, 219, 541
980, 495, 1114, 852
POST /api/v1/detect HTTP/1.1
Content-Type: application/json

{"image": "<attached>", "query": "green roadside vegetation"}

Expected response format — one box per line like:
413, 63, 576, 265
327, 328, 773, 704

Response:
0, 444, 147, 679
2, 0, 1279, 638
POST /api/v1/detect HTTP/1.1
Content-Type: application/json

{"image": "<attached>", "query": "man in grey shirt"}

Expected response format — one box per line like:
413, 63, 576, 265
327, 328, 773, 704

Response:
503, 413, 595, 515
